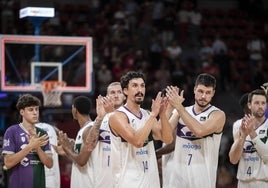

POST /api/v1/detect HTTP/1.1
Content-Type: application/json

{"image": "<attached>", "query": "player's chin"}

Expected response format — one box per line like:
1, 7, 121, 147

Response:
32, 118, 39, 123
197, 101, 209, 108
135, 99, 143, 105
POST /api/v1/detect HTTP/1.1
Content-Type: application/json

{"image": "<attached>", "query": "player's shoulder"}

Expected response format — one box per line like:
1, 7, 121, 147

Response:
209, 105, 225, 117
4, 124, 20, 135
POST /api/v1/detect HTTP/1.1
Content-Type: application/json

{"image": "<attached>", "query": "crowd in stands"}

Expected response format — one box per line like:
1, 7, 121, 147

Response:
1, 0, 267, 96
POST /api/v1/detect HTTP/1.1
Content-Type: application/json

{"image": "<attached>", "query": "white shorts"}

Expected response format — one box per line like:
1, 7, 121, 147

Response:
238, 180, 268, 188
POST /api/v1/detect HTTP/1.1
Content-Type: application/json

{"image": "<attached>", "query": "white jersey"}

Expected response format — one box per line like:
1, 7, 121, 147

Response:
110, 106, 160, 188
162, 151, 174, 187
36, 122, 60, 188
91, 113, 113, 188
235, 118, 268, 184
71, 121, 94, 188
232, 118, 242, 137
165, 105, 222, 188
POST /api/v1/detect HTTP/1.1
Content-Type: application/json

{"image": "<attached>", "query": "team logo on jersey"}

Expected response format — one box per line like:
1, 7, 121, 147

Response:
177, 123, 200, 141
200, 116, 206, 121
136, 148, 148, 155
21, 157, 29, 167
101, 119, 109, 129
260, 130, 268, 144
243, 140, 256, 153
131, 119, 137, 130
74, 144, 82, 153
99, 129, 110, 144
21, 136, 26, 142
3, 139, 10, 147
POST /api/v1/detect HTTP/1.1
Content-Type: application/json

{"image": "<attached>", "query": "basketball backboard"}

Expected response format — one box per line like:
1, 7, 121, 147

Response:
0, 35, 93, 93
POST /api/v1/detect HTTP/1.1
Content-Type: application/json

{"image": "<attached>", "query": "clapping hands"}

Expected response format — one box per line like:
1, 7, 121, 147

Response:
27, 130, 49, 151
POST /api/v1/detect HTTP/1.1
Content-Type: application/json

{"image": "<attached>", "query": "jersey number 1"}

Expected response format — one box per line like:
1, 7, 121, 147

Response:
142, 161, 148, 172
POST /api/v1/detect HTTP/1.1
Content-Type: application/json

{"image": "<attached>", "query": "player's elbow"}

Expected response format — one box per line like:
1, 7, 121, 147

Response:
229, 158, 239, 165
229, 153, 239, 165
45, 159, 53, 169
3, 156, 15, 170
192, 130, 204, 138
162, 136, 173, 145
3, 162, 13, 170
77, 160, 87, 167
133, 141, 144, 148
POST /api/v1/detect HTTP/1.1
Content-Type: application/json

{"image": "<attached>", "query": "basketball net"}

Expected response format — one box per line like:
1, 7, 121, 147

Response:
40, 81, 66, 107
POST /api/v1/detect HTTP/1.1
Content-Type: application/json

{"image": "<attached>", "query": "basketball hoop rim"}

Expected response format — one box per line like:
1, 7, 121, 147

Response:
40, 80, 66, 93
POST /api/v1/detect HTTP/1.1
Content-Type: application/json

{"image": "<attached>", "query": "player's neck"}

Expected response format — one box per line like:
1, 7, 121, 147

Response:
20, 121, 35, 133
124, 103, 141, 117
78, 116, 92, 128
21, 120, 35, 129
194, 103, 211, 114
254, 116, 266, 129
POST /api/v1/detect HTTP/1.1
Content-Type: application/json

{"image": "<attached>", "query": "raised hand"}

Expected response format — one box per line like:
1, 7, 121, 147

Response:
27, 132, 49, 150
159, 97, 169, 118
51, 144, 66, 156
166, 86, 184, 109
239, 114, 255, 139
97, 95, 112, 117
58, 131, 73, 152
151, 92, 163, 117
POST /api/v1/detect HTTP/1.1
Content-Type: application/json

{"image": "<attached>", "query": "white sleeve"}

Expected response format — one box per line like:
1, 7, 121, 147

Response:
252, 135, 268, 163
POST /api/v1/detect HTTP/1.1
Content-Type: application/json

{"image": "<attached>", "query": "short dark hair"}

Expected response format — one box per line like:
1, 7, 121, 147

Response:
239, 93, 249, 109
16, 94, 41, 110
239, 93, 250, 114
73, 96, 92, 115
248, 89, 267, 103
195, 73, 216, 89
120, 71, 145, 89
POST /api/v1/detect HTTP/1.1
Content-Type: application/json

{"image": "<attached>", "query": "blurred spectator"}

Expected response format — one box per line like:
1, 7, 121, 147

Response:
165, 40, 182, 64
97, 63, 112, 95
149, 34, 164, 70
212, 34, 228, 55
202, 57, 219, 79
133, 50, 149, 70
189, 7, 202, 48
124, 0, 139, 32
171, 60, 187, 88
161, 6, 177, 47
154, 59, 172, 90
121, 47, 135, 70
199, 38, 213, 65
214, 50, 232, 91
152, 0, 164, 31
176, 0, 193, 45
247, 34, 266, 88
112, 60, 124, 82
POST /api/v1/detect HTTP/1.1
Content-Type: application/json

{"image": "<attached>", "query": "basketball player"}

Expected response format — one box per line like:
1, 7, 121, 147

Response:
109, 71, 173, 188
57, 95, 109, 188
2, 94, 53, 188
91, 82, 125, 188
163, 73, 226, 188
229, 89, 268, 187
232, 93, 251, 139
